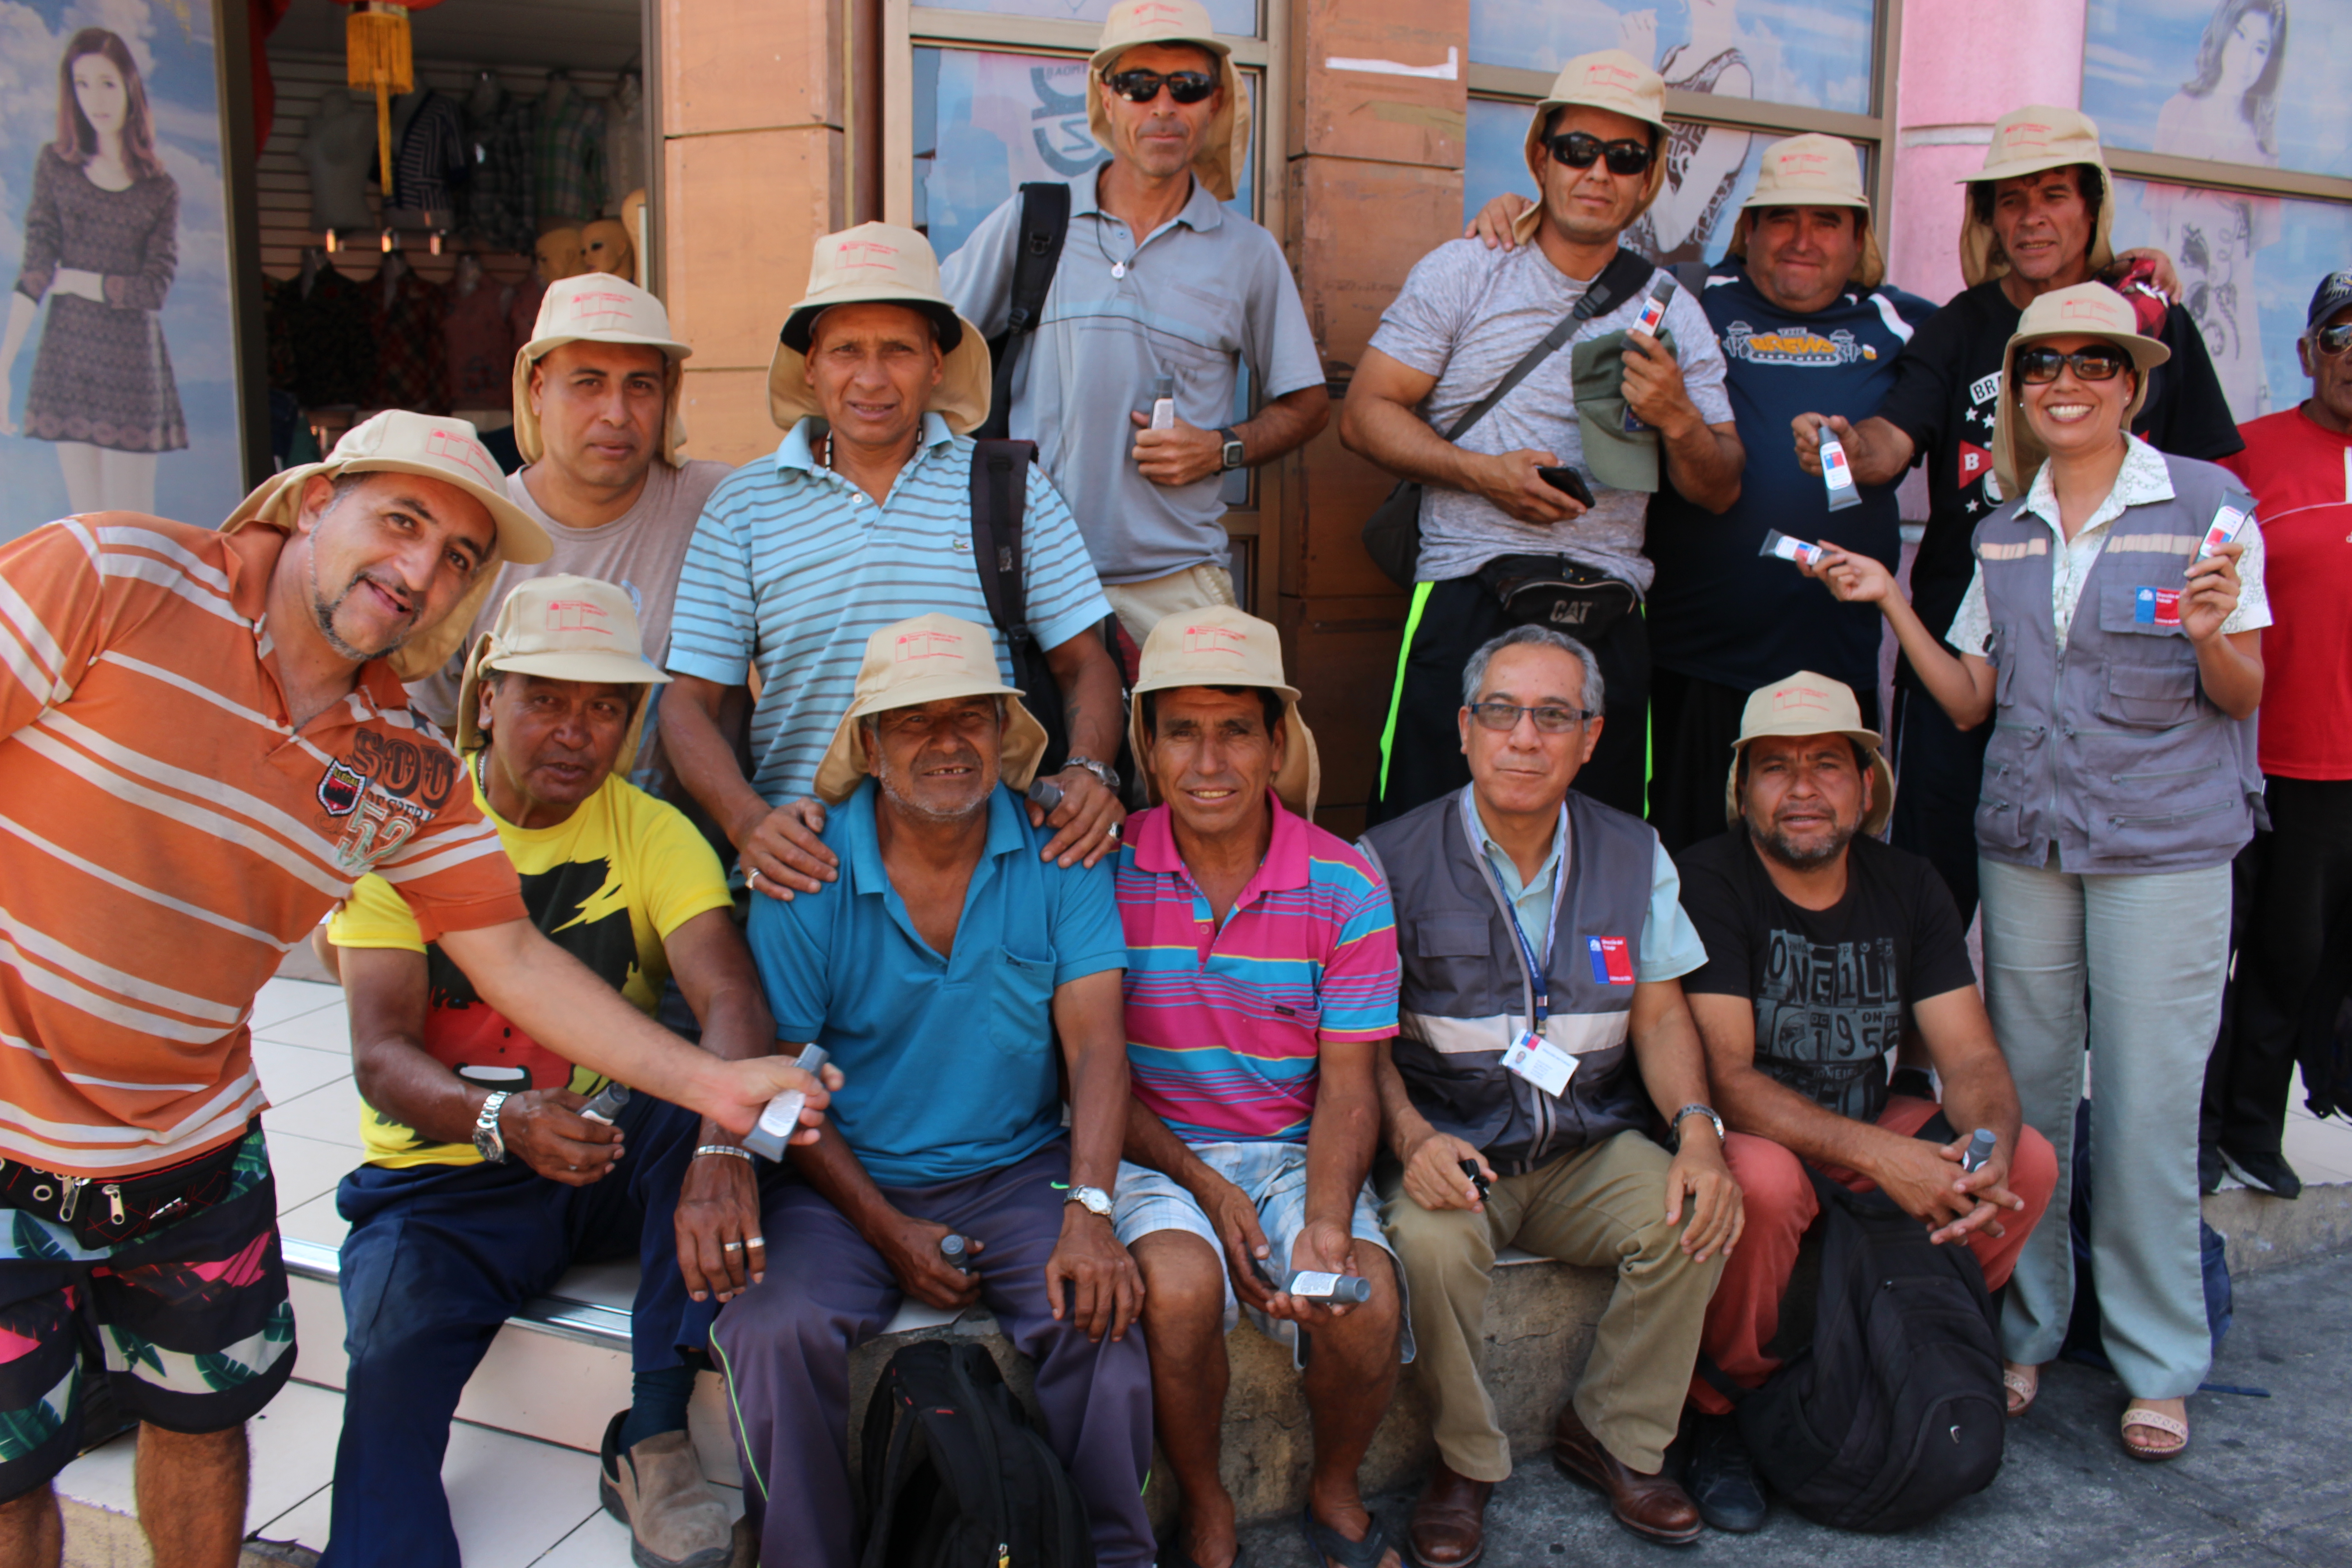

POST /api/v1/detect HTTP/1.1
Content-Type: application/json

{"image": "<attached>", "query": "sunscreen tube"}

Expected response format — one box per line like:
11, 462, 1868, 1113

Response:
1759, 529, 1826, 567
1284, 1271, 1372, 1304
745, 1045, 830, 1161
1622, 279, 1676, 432
1149, 374, 1176, 431
579, 1082, 631, 1125
1818, 430, 1863, 512
940, 1234, 971, 1274
2195, 505, 2249, 562
1961, 1128, 1998, 1174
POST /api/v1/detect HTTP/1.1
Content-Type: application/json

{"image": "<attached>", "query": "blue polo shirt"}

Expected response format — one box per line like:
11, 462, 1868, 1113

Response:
745, 779, 1127, 1187
1645, 260, 1939, 694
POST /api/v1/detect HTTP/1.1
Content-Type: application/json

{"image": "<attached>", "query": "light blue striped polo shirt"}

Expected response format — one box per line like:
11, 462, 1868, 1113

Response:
666, 413, 1113, 806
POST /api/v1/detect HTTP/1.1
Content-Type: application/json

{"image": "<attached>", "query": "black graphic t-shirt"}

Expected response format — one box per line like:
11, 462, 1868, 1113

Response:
1675, 828, 1978, 1122
1872, 277, 2241, 668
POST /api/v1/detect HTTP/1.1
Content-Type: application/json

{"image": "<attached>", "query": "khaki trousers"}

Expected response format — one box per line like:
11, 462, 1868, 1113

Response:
1379, 1129, 1723, 1481
1100, 562, 1235, 647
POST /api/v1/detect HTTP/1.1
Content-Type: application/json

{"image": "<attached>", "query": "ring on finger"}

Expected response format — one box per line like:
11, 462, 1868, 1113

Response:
746, 868, 763, 889
723, 1240, 743, 1252
748, 1235, 765, 1248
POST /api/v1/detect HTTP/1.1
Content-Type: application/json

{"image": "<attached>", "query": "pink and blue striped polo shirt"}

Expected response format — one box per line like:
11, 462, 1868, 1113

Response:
1115, 795, 1401, 1144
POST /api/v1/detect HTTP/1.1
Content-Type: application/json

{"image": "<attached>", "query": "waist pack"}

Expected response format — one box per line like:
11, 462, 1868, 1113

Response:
1700, 1163, 2005, 1533
1475, 554, 1637, 641
0, 1120, 260, 1250
859, 1338, 1095, 1568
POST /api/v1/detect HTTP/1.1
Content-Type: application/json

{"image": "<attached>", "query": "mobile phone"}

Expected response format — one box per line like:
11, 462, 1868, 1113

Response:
1458, 1157, 1492, 1201
1537, 466, 1595, 508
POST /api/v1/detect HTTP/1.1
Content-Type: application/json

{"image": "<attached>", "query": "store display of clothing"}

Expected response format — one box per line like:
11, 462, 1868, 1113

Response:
533, 79, 607, 226
442, 271, 514, 412
371, 265, 447, 412
285, 259, 377, 408
603, 74, 646, 216
391, 89, 468, 217
463, 80, 536, 254
304, 88, 378, 234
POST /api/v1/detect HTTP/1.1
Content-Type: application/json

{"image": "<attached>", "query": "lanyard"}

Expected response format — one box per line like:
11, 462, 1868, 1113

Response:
1464, 792, 1565, 1028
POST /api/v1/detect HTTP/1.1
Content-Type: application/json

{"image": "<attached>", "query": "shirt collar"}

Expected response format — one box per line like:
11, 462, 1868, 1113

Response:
1460, 785, 1568, 893
2020, 433, 2174, 536
1070, 167, 1225, 234
774, 413, 956, 476
1129, 791, 1311, 892
843, 776, 1029, 891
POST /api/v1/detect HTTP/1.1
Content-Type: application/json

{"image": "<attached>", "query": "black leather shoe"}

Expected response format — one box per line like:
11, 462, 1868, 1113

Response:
2224, 1148, 2303, 1200
1683, 1413, 1766, 1534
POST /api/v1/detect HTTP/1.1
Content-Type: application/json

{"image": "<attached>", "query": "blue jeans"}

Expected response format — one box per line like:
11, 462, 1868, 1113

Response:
320, 1091, 713, 1568
1980, 853, 2230, 1398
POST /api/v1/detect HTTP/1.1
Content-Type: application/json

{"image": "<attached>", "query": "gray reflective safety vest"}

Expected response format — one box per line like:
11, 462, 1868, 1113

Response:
1358, 784, 1657, 1177
1971, 451, 2263, 875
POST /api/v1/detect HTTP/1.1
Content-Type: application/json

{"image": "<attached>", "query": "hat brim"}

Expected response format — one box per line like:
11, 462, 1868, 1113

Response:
811, 683, 1049, 806
1990, 324, 2167, 497
1085, 37, 1249, 204
766, 299, 993, 436
1513, 99, 1671, 244
1125, 681, 1320, 821
1724, 731, 1895, 839
1958, 158, 2117, 288
513, 333, 692, 467
455, 633, 664, 768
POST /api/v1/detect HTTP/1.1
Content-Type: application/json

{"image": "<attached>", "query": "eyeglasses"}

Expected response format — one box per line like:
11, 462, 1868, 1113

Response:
1103, 68, 1219, 105
1544, 131, 1655, 177
1469, 700, 1596, 735
2014, 345, 2132, 384
2312, 322, 2352, 357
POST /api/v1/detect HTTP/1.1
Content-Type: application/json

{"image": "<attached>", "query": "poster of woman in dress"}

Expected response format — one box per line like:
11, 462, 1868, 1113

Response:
0, 1, 237, 540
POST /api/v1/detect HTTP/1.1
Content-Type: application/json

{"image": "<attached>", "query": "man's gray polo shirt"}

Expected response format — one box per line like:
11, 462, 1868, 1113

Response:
942, 172, 1323, 586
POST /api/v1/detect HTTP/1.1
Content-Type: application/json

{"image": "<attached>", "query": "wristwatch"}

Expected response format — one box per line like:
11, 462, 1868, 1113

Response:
1065, 1184, 1114, 1219
1216, 426, 1245, 470
1063, 755, 1120, 794
1670, 1103, 1725, 1151
473, 1091, 512, 1165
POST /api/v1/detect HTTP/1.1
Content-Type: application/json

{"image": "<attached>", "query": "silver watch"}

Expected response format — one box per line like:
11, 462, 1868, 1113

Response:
1065, 1184, 1114, 1218
1671, 1103, 1725, 1151
1063, 755, 1120, 794
473, 1091, 511, 1164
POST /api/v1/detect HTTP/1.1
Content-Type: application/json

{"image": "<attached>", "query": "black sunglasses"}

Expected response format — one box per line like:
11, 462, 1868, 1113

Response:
1103, 68, 1219, 105
1545, 131, 1655, 177
2313, 322, 2352, 357
2014, 345, 2132, 384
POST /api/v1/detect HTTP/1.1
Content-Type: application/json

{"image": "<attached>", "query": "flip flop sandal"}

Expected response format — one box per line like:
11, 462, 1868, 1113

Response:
1299, 1505, 1395, 1568
2121, 1404, 2190, 1462
2003, 1364, 2040, 1417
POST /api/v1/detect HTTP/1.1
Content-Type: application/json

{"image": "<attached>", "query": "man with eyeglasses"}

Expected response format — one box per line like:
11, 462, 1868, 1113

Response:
1791, 106, 2238, 932
941, 0, 1328, 650
1344, 49, 1741, 828
1360, 625, 1740, 1561
2198, 270, 2352, 1200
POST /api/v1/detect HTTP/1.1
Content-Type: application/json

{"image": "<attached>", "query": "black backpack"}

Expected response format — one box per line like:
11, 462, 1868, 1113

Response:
858, 1339, 1095, 1568
977, 182, 1070, 442
1699, 1166, 2006, 1533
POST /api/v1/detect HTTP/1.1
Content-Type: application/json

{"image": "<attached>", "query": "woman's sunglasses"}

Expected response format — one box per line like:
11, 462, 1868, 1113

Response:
1544, 131, 1655, 177
2014, 345, 2132, 385
2313, 322, 2352, 358
1103, 68, 1219, 105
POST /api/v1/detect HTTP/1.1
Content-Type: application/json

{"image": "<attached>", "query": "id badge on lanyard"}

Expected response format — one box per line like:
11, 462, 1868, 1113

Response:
1488, 802, 1578, 1099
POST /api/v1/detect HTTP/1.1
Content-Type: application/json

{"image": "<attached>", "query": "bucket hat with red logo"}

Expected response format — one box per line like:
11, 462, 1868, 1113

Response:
511, 273, 694, 466
813, 613, 1049, 804
1127, 604, 1320, 818
454, 574, 670, 763
1725, 670, 1895, 838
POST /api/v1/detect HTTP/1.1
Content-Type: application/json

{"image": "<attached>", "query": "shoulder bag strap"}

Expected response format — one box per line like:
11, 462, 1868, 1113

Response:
968, 438, 1036, 647
979, 182, 1072, 441
1437, 246, 1659, 443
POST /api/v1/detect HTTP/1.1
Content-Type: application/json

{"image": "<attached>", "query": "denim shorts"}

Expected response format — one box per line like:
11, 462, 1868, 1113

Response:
1113, 1141, 1412, 1365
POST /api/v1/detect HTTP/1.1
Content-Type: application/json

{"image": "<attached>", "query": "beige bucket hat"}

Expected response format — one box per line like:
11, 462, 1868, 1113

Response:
1990, 281, 2169, 499
1127, 605, 1322, 820
220, 410, 551, 682
512, 273, 693, 467
1726, 133, 1886, 290
1511, 50, 1671, 245
1959, 106, 2116, 289
1725, 671, 1896, 838
455, 574, 670, 768
767, 224, 992, 436
812, 613, 1049, 806
1087, 0, 1250, 204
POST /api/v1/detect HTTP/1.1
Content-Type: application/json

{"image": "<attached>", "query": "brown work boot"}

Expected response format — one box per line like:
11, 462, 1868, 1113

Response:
598, 1412, 738, 1568
1405, 1459, 1494, 1568
1551, 1401, 1703, 1545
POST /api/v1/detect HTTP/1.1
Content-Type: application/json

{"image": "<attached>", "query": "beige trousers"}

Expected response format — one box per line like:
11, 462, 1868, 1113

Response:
1379, 1129, 1724, 1481
1099, 562, 1236, 646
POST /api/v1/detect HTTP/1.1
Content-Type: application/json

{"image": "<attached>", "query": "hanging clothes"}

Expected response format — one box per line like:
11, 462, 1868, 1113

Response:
392, 89, 469, 216
442, 271, 514, 412
286, 260, 377, 408
371, 266, 448, 412
534, 89, 608, 226
463, 86, 536, 254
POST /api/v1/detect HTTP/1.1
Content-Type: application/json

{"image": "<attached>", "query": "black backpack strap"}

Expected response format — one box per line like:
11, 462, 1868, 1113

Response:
979, 182, 1071, 440
969, 438, 1037, 649
1437, 246, 1660, 443
1694, 1354, 1749, 1407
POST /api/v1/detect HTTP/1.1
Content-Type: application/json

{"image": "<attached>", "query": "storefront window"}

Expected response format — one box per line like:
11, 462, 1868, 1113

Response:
2109, 178, 2352, 422
2083, 0, 2351, 180
1468, 0, 1880, 118
921, 0, 1259, 32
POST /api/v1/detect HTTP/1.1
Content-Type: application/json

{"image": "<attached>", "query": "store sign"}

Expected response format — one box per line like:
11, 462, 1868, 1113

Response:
0, 1, 244, 544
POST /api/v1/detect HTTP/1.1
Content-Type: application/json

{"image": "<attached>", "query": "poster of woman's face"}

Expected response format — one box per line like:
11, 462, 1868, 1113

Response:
0, 0, 236, 544
2084, 0, 2349, 176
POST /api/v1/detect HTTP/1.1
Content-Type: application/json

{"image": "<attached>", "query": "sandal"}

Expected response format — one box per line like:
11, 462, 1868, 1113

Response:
2002, 1362, 2040, 1417
2121, 1403, 2190, 1461
1298, 1504, 1395, 1568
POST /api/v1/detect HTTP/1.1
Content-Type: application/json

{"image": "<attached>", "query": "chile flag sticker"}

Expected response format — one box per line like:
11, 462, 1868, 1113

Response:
2134, 587, 2181, 627
1587, 936, 1635, 985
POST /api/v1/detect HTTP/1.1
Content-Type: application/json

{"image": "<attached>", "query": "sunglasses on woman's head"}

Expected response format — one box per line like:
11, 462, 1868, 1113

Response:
2014, 345, 2132, 385
1545, 131, 1655, 176
2313, 322, 2352, 357
1103, 68, 1218, 105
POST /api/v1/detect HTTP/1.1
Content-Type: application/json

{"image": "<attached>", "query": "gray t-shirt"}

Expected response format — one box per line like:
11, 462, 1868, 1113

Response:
941, 173, 1324, 585
408, 457, 730, 779
1367, 239, 1733, 588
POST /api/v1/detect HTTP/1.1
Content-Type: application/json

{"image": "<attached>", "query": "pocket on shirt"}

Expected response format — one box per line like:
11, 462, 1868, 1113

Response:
984, 946, 1059, 1062
2097, 658, 2201, 730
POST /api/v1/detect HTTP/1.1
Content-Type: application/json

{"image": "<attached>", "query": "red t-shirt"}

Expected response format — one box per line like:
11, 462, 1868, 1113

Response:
2219, 408, 2352, 779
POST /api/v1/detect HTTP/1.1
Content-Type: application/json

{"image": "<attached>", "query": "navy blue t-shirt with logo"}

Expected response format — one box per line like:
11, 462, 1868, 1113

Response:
1647, 260, 1939, 695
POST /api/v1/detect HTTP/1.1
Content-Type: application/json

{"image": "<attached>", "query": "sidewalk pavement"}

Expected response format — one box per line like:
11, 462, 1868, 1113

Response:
1239, 1245, 2352, 1568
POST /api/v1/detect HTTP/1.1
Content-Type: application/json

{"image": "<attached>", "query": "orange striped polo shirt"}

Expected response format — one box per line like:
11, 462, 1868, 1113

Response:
0, 512, 528, 1177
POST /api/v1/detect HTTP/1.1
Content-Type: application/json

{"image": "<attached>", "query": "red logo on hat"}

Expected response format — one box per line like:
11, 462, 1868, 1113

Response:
1774, 684, 1833, 715
1131, 0, 1189, 21
2060, 297, 2113, 322
895, 628, 963, 661
835, 239, 901, 272
425, 427, 504, 489
2003, 121, 2053, 152
563, 289, 638, 328
1182, 624, 1246, 659
1779, 151, 1830, 172
545, 599, 612, 637
1583, 61, 1640, 89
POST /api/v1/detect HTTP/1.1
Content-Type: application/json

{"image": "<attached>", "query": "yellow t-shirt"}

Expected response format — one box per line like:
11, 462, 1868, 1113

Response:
328, 768, 733, 1167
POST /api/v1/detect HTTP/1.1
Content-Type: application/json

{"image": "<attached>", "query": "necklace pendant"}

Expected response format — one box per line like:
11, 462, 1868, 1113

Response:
1110, 261, 1127, 279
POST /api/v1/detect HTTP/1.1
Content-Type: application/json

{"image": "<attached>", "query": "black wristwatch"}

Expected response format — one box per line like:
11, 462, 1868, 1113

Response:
1216, 426, 1245, 470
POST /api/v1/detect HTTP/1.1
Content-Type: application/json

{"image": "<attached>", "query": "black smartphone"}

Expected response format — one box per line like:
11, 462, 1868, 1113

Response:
1537, 466, 1595, 508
